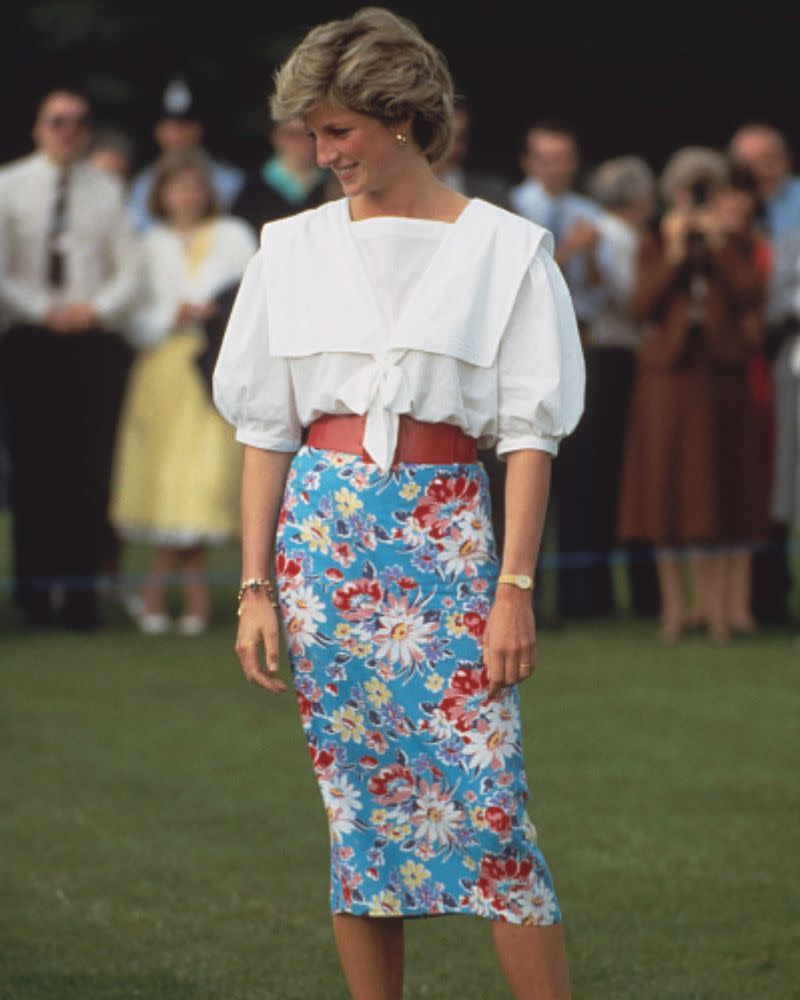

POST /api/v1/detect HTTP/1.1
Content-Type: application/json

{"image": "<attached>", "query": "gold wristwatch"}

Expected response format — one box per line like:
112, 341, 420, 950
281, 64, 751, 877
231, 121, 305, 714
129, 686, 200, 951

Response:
497, 573, 534, 591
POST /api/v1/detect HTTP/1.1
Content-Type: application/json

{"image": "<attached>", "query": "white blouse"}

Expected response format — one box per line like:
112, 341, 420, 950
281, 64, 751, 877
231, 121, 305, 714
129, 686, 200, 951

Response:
213, 199, 585, 471
125, 216, 257, 349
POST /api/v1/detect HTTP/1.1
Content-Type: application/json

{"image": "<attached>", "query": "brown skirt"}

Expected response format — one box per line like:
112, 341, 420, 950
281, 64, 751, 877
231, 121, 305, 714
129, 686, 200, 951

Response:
618, 345, 768, 547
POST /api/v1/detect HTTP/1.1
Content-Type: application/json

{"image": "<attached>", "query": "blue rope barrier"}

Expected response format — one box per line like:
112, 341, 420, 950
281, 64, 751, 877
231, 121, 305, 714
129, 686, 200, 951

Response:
0, 537, 793, 595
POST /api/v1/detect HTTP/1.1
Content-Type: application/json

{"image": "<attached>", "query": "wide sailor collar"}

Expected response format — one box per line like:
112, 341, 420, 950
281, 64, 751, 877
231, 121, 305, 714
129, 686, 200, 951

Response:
262, 196, 551, 368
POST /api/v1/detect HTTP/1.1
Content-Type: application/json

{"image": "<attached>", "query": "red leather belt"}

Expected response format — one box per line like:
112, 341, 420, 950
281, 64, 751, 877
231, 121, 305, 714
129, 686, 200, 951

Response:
307, 414, 477, 465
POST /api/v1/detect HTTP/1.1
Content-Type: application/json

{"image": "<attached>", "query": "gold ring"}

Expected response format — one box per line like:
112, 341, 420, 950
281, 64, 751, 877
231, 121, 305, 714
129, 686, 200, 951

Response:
519, 663, 532, 669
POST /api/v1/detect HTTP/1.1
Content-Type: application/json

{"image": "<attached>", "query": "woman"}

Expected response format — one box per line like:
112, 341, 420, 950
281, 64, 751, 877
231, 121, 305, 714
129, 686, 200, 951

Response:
112, 149, 256, 635
214, 9, 583, 999
232, 116, 328, 230
712, 163, 773, 634
617, 148, 767, 643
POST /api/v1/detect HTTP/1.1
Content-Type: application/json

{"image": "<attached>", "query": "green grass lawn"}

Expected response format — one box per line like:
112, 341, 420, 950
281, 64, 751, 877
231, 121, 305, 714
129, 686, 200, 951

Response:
1, 522, 799, 998
2, 618, 798, 999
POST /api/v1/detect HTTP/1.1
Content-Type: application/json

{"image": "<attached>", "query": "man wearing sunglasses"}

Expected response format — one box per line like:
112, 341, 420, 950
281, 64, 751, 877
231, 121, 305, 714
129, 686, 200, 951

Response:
0, 88, 138, 629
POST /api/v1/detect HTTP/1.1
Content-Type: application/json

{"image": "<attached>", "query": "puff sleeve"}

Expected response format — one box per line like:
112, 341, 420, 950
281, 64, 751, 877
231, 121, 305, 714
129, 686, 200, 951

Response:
496, 243, 585, 457
212, 246, 302, 452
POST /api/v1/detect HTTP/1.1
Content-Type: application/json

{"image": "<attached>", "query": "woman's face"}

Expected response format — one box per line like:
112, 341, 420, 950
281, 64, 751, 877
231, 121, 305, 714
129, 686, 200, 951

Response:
714, 188, 757, 234
161, 168, 209, 226
304, 100, 410, 198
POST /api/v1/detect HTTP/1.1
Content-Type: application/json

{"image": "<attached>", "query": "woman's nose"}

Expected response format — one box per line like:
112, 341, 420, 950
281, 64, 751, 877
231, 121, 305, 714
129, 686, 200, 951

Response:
315, 137, 335, 169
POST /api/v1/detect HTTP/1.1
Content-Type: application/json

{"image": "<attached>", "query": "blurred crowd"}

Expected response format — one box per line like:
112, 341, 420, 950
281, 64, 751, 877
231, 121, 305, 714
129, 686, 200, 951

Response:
0, 80, 798, 642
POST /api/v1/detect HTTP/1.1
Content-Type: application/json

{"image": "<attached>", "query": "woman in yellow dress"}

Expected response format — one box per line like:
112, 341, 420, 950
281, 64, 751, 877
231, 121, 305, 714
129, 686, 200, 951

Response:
112, 149, 256, 634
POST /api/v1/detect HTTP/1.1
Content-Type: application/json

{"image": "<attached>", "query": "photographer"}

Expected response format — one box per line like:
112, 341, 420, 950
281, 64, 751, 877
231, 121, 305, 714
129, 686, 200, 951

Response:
617, 148, 767, 642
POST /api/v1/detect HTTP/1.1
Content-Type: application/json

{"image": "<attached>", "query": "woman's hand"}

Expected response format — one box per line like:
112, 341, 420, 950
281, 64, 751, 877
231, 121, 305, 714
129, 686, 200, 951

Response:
175, 301, 218, 326
661, 210, 691, 263
234, 590, 287, 695
482, 587, 537, 702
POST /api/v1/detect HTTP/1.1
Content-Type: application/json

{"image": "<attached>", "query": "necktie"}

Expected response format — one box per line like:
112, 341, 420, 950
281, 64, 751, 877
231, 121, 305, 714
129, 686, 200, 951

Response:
47, 167, 70, 288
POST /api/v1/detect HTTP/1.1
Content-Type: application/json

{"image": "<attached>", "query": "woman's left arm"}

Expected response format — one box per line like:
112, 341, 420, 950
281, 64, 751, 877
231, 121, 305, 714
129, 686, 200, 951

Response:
484, 239, 585, 701
483, 449, 551, 701
710, 235, 767, 310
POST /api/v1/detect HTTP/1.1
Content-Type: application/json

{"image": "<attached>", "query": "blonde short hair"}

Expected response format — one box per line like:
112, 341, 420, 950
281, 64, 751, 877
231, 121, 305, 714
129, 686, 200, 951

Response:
270, 7, 454, 163
660, 146, 727, 203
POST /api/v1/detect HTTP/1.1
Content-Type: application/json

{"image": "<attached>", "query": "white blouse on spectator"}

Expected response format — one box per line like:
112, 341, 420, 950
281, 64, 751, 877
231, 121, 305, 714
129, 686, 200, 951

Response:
213, 197, 585, 472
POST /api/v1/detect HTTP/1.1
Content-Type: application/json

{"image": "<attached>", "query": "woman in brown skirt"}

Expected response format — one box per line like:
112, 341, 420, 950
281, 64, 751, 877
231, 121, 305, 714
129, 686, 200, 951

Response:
618, 148, 767, 642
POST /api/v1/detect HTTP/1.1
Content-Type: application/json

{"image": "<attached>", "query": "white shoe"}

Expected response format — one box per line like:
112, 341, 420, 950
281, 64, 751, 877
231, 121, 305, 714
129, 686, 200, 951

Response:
176, 614, 208, 636
138, 612, 172, 635
120, 592, 145, 622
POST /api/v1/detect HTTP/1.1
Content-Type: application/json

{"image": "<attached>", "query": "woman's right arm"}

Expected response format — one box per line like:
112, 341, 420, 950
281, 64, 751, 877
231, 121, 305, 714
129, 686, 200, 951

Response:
212, 242, 302, 692
235, 445, 294, 694
630, 221, 689, 322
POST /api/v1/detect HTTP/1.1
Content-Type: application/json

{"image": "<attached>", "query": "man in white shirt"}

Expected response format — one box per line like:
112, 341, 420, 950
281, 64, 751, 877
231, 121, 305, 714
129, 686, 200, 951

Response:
730, 123, 800, 626
511, 122, 606, 618
0, 88, 138, 628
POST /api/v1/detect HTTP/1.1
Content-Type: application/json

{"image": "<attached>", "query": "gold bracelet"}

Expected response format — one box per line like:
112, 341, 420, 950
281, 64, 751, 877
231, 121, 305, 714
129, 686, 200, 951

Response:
237, 577, 279, 616
497, 573, 535, 591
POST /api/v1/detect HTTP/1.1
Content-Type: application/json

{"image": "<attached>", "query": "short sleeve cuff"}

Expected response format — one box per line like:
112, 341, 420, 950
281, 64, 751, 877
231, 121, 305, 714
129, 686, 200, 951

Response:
496, 434, 560, 458
234, 425, 301, 452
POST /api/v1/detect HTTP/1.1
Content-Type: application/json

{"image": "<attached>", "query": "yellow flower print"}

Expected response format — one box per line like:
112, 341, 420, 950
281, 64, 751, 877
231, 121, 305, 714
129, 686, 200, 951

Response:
329, 705, 366, 743
334, 623, 352, 639
463, 855, 477, 872
425, 673, 445, 693
386, 823, 412, 842
470, 806, 489, 830
399, 481, 421, 500
353, 641, 373, 658
399, 860, 430, 890
369, 890, 402, 916
370, 808, 389, 825
365, 677, 391, 707
334, 486, 363, 517
446, 612, 466, 637
299, 515, 331, 554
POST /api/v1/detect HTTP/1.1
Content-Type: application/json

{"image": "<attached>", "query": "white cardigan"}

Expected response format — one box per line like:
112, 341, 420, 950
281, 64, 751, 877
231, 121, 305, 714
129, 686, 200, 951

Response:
126, 216, 256, 349
213, 198, 585, 471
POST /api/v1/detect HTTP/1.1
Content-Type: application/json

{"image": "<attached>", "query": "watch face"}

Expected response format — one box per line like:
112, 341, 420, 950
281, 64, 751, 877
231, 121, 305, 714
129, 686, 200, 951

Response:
516, 574, 533, 589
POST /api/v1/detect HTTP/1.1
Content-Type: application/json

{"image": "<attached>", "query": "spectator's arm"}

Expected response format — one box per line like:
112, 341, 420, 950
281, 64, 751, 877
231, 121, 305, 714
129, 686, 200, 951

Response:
630, 234, 688, 322
91, 188, 141, 328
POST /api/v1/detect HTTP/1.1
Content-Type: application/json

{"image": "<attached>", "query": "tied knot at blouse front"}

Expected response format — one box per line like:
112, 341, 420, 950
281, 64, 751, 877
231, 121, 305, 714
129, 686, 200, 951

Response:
213, 198, 585, 470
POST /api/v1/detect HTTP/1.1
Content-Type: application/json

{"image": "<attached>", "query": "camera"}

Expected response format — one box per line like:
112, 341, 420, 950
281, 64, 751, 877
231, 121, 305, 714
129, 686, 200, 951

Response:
690, 178, 710, 208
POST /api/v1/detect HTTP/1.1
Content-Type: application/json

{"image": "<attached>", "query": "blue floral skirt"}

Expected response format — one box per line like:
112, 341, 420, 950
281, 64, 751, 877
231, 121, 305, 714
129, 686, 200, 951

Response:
275, 446, 561, 925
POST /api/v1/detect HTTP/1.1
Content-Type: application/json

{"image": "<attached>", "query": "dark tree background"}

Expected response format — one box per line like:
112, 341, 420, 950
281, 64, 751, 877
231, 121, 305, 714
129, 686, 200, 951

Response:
3, 0, 798, 184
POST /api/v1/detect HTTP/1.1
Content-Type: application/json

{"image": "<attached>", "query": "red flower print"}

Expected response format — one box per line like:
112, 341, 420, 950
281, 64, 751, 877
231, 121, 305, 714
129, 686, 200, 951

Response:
296, 692, 313, 722
276, 552, 302, 581
485, 806, 512, 835
332, 542, 356, 568
333, 578, 382, 621
440, 664, 489, 732
413, 475, 480, 540
325, 567, 345, 582
477, 854, 535, 911
464, 611, 486, 640
367, 763, 415, 805
366, 730, 388, 754
359, 755, 379, 769
312, 747, 336, 773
